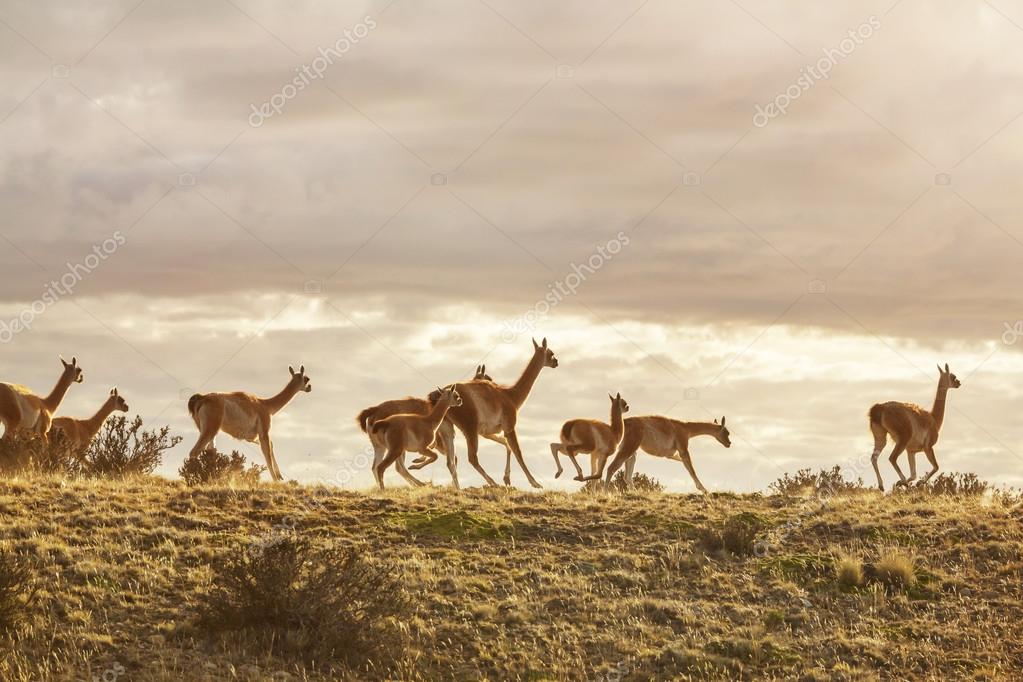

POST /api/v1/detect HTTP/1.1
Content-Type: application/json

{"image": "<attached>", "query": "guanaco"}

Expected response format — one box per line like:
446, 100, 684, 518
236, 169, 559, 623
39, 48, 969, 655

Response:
869, 363, 960, 491
551, 392, 629, 481
371, 386, 462, 490
187, 366, 311, 482
592, 416, 731, 493
357, 395, 457, 488
51, 387, 128, 453
356, 365, 492, 488
437, 338, 558, 488
0, 357, 84, 444
411, 364, 517, 481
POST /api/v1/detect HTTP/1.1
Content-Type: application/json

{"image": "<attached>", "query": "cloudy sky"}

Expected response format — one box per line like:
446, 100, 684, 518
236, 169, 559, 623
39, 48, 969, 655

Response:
2, 0, 1023, 491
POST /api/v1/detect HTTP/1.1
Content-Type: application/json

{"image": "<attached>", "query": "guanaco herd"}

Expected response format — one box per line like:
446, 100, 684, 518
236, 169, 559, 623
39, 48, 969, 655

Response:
0, 343, 963, 493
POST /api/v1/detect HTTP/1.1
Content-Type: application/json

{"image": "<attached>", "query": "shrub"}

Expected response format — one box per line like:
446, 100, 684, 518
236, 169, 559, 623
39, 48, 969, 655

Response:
927, 472, 988, 496
873, 547, 917, 590
769, 466, 863, 497
199, 533, 410, 670
81, 416, 180, 478
611, 471, 664, 493
0, 431, 77, 475
698, 512, 769, 556
0, 545, 37, 636
179, 448, 265, 486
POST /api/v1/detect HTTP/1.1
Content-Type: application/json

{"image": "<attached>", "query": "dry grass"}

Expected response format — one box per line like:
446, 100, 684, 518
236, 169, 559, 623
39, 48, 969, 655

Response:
873, 547, 918, 590
0, 475, 1021, 680
834, 553, 865, 590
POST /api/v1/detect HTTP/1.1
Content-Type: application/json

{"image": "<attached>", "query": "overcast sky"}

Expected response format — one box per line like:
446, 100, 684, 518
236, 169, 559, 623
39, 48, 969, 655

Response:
2, 0, 1023, 491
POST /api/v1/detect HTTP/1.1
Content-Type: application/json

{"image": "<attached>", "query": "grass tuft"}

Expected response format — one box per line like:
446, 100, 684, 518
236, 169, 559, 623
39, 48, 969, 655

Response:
834, 552, 865, 589
873, 546, 918, 590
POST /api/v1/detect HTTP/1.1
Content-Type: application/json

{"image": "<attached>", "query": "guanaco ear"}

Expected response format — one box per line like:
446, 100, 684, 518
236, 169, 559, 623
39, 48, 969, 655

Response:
289, 366, 296, 376
60, 356, 68, 368
541, 337, 548, 349
944, 363, 949, 373
532, 338, 539, 350
721, 416, 726, 427
714, 418, 719, 424
110, 388, 117, 396
480, 364, 486, 374
616, 392, 621, 400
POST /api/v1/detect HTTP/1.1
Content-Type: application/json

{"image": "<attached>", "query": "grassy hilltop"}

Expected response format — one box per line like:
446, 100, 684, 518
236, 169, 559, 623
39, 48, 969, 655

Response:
0, 476, 1022, 681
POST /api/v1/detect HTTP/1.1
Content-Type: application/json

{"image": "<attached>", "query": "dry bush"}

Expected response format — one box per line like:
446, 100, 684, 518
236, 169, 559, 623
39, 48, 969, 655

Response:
769, 466, 863, 497
584, 471, 665, 494
82, 416, 180, 478
198, 533, 410, 671
0, 418, 179, 479
699, 512, 769, 556
179, 448, 265, 486
872, 547, 917, 590
610, 471, 664, 493
0, 431, 77, 475
0, 545, 37, 637
926, 472, 988, 496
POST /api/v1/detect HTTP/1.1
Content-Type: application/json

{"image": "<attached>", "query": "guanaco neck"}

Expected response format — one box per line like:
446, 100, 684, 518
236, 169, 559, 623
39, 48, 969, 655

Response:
42, 372, 75, 414
683, 421, 721, 439
261, 380, 303, 415
82, 399, 118, 436
506, 351, 544, 408
610, 402, 625, 441
931, 381, 950, 431
426, 399, 453, 428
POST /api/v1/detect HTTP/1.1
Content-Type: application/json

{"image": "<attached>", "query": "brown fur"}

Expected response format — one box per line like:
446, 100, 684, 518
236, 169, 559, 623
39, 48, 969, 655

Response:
439, 338, 558, 488
0, 357, 84, 445
551, 393, 629, 481
357, 396, 457, 488
869, 363, 961, 491
371, 387, 462, 490
596, 415, 732, 493
51, 388, 128, 454
187, 366, 311, 482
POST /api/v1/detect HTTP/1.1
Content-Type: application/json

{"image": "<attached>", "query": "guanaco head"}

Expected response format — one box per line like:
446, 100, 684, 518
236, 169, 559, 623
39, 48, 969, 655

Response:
109, 387, 129, 412
59, 356, 84, 384
289, 365, 312, 393
937, 363, 961, 389
435, 386, 463, 408
713, 416, 731, 448
532, 337, 558, 369
609, 392, 630, 414
473, 364, 493, 381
